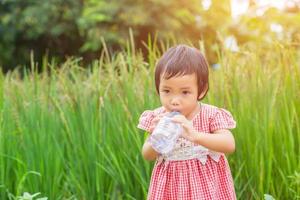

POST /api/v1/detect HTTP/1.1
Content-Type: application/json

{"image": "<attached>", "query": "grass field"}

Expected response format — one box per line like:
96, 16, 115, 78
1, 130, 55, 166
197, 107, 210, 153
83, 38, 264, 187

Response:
0, 41, 299, 199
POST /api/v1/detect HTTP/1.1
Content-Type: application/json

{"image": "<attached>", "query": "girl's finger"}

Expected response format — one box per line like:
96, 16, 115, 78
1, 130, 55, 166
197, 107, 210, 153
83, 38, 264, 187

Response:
171, 116, 185, 123
158, 112, 169, 118
153, 113, 168, 122
149, 126, 154, 133
152, 117, 160, 124
181, 121, 193, 131
181, 123, 190, 130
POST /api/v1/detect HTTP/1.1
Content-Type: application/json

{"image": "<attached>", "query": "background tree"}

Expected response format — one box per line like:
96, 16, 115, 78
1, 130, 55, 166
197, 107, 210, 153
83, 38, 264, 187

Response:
0, 0, 300, 71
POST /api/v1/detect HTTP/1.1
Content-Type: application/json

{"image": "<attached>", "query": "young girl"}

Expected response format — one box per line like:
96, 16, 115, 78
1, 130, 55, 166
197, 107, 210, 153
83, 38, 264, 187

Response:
137, 44, 237, 200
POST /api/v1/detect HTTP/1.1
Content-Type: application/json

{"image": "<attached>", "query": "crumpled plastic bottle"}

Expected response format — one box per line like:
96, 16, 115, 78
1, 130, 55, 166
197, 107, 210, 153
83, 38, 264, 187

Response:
148, 111, 182, 154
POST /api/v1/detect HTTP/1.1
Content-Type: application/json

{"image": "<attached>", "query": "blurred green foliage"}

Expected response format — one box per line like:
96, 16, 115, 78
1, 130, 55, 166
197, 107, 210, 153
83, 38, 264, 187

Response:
0, 0, 300, 71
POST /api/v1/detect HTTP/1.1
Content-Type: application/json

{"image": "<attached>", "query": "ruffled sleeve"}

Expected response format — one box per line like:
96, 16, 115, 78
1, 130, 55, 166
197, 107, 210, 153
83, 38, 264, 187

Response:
137, 107, 165, 132
137, 110, 155, 132
209, 108, 236, 132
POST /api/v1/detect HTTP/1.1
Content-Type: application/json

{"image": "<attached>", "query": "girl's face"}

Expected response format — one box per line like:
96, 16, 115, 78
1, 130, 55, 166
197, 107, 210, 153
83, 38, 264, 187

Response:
159, 73, 200, 119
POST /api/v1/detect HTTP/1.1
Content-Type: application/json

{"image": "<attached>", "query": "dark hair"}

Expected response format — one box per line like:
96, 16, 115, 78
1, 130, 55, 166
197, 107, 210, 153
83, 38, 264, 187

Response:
154, 44, 209, 100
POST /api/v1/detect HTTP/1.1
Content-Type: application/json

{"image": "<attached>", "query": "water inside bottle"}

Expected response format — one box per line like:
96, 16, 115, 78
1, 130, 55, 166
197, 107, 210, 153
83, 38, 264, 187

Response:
149, 111, 182, 154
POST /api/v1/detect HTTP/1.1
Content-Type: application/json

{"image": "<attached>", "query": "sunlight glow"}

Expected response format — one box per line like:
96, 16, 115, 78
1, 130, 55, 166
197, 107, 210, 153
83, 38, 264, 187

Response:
231, 0, 249, 18
202, 0, 211, 10
224, 35, 239, 52
231, 0, 296, 18
270, 23, 284, 39
256, 0, 286, 9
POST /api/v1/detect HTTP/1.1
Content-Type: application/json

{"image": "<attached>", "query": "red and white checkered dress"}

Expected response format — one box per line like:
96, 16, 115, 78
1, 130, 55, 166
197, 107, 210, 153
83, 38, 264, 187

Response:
138, 103, 237, 200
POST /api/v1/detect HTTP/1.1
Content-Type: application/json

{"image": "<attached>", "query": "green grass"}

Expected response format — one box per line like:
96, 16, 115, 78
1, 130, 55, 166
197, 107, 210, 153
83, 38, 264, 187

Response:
0, 40, 299, 199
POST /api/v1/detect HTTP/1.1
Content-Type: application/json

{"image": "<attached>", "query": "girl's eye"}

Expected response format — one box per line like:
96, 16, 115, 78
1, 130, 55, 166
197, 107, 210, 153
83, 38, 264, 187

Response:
162, 90, 170, 93
182, 91, 190, 95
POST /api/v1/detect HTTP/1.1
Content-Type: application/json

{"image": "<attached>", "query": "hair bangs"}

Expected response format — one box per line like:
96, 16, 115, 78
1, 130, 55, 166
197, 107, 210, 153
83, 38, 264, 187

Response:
161, 46, 196, 79
154, 44, 209, 100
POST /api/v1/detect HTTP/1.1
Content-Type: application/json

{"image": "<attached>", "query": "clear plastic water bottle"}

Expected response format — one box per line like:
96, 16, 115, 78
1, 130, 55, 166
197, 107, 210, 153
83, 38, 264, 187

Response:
149, 111, 182, 154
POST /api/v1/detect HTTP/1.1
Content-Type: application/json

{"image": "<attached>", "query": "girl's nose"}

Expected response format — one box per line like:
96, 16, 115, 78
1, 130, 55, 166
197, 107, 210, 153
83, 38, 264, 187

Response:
171, 97, 180, 106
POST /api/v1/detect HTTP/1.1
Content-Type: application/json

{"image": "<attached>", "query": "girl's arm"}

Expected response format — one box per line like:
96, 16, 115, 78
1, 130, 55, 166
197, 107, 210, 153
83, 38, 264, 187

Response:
190, 129, 235, 154
142, 138, 160, 161
172, 115, 235, 154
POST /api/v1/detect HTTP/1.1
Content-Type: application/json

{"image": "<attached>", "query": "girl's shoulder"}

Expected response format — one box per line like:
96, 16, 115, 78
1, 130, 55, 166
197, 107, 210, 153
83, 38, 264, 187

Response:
197, 103, 236, 131
201, 102, 230, 110
200, 103, 223, 116
200, 103, 234, 119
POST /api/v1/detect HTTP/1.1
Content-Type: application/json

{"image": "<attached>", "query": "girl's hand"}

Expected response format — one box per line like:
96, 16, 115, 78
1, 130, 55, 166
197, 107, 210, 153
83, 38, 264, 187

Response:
149, 112, 169, 133
172, 115, 198, 142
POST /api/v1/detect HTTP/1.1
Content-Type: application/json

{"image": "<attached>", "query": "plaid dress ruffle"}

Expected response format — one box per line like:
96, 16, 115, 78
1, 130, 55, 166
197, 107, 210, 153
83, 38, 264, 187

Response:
138, 103, 237, 200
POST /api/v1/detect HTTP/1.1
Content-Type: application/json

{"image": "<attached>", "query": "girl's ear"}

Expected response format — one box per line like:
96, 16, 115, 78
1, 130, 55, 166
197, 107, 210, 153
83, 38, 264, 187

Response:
198, 84, 209, 100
